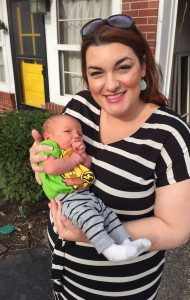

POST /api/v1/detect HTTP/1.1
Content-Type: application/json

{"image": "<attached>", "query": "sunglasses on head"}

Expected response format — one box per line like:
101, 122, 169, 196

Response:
80, 14, 134, 39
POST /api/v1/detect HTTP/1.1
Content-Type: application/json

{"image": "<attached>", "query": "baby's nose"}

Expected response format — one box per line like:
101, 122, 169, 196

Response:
73, 133, 80, 139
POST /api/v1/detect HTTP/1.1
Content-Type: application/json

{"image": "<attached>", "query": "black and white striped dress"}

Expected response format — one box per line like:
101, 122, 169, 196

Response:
48, 90, 190, 300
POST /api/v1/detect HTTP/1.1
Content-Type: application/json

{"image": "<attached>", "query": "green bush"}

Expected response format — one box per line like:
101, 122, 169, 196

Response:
0, 109, 55, 204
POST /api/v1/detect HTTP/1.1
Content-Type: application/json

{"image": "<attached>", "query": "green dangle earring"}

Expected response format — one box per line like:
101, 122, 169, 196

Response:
141, 79, 147, 91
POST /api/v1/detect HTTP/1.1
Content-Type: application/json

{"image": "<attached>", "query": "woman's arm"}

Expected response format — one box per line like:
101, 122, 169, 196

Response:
123, 179, 190, 251
49, 179, 190, 250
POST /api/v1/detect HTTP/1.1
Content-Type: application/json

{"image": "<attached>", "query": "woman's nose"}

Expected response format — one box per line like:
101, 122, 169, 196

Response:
104, 74, 120, 92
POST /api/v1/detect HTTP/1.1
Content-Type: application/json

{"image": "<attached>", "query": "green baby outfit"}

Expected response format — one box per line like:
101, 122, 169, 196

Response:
38, 140, 95, 199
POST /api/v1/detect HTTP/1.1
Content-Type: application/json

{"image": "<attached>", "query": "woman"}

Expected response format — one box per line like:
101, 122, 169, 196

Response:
30, 15, 190, 299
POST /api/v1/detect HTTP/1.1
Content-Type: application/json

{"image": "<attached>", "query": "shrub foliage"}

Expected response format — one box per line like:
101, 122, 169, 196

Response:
0, 109, 55, 203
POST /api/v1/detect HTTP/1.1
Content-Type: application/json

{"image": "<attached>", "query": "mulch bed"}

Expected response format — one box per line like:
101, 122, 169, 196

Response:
0, 196, 50, 257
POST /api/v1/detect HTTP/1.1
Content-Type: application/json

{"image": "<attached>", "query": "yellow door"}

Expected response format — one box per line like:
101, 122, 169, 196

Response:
9, 1, 48, 108
20, 61, 45, 108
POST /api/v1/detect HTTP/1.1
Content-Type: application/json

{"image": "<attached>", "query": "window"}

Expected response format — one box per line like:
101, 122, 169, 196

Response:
171, 53, 190, 125
0, 1, 14, 92
57, 0, 112, 96
0, 36, 5, 83
45, 0, 121, 106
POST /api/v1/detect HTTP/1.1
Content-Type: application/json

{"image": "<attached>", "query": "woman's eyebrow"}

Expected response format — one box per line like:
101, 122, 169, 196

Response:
87, 56, 132, 70
115, 56, 132, 66
87, 66, 102, 70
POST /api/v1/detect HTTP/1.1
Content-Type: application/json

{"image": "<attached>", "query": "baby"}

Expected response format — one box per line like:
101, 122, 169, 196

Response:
38, 114, 151, 262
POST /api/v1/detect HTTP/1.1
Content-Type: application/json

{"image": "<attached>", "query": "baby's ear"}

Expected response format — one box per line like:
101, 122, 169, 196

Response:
44, 132, 50, 140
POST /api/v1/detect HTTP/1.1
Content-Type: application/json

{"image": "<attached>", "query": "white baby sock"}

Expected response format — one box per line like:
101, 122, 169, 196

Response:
102, 243, 137, 262
102, 238, 151, 262
122, 238, 152, 257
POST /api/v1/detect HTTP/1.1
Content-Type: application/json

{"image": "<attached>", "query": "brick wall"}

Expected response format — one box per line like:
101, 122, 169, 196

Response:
0, 92, 16, 112
45, 102, 64, 114
122, 0, 159, 55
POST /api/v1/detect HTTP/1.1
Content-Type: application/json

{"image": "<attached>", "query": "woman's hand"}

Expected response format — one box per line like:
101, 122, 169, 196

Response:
49, 199, 89, 243
29, 129, 52, 184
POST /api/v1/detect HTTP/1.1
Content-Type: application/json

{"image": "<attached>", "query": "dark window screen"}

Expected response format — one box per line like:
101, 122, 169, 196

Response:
11, 1, 44, 57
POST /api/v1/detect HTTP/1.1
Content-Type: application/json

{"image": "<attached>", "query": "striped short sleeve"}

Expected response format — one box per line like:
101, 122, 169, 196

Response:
155, 122, 190, 187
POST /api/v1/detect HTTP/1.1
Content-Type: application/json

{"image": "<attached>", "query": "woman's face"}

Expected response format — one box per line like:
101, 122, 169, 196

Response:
86, 43, 146, 120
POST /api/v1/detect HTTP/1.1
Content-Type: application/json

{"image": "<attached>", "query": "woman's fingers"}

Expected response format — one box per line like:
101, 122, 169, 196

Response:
35, 172, 42, 185
49, 199, 89, 242
31, 129, 43, 142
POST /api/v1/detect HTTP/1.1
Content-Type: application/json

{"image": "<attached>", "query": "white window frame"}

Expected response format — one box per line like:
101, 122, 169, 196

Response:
155, 0, 179, 98
0, 1, 15, 93
45, 0, 121, 106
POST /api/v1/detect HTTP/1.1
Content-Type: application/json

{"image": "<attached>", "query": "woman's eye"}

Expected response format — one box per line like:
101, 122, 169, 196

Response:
118, 65, 131, 71
90, 71, 102, 77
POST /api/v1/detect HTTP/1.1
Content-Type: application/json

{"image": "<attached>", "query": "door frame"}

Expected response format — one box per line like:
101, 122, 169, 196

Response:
155, 0, 179, 98
6, 0, 49, 110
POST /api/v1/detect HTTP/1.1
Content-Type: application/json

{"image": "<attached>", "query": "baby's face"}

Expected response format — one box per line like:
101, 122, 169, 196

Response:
49, 116, 83, 149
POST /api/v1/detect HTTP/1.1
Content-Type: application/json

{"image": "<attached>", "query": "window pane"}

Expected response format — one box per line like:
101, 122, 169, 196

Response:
57, 0, 112, 44
11, 1, 45, 57
59, 51, 84, 95
0, 47, 5, 82
57, 0, 112, 95
64, 73, 83, 95
181, 56, 188, 117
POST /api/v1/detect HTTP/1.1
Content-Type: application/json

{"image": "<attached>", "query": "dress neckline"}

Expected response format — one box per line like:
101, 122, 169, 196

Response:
98, 106, 163, 146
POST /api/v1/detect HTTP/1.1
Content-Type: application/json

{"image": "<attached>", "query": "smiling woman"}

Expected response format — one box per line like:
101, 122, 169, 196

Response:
29, 15, 190, 300
86, 43, 146, 121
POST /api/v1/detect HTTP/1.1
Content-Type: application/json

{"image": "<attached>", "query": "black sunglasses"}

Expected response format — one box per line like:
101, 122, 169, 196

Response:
80, 14, 134, 39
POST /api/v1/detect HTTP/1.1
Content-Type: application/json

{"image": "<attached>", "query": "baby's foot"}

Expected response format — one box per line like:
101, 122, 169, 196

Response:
102, 244, 137, 262
122, 238, 151, 257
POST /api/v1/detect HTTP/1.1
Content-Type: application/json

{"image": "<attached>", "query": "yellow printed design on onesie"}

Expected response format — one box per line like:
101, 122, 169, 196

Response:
60, 148, 95, 190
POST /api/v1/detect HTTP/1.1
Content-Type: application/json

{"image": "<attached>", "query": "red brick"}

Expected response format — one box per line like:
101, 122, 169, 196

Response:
134, 17, 148, 25
148, 17, 158, 24
150, 47, 156, 55
131, 2, 149, 9
139, 9, 158, 17
123, 10, 139, 17
147, 40, 156, 48
147, 32, 156, 40
45, 102, 64, 114
137, 24, 157, 33
122, 0, 138, 3
149, 1, 159, 8
122, 3, 130, 10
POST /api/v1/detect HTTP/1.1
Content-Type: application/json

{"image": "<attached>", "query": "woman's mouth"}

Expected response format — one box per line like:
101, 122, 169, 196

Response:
105, 91, 127, 103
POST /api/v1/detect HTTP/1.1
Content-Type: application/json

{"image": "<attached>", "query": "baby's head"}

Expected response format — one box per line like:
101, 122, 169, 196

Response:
42, 115, 83, 150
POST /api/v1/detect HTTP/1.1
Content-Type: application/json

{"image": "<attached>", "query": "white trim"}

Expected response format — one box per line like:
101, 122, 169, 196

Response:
56, 44, 80, 51
112, 0, 122, 14
45, 0, 122, 106
45, 0, 61, 105
0, 1, 15, 93
155, 0, 178, 98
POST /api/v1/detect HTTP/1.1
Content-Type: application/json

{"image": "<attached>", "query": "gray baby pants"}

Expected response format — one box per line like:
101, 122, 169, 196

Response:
56, 189, 130, 254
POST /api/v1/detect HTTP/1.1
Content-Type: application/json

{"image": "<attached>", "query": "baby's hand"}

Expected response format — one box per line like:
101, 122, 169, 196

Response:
70, 152, 84, 165
72, 141, 86, 154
